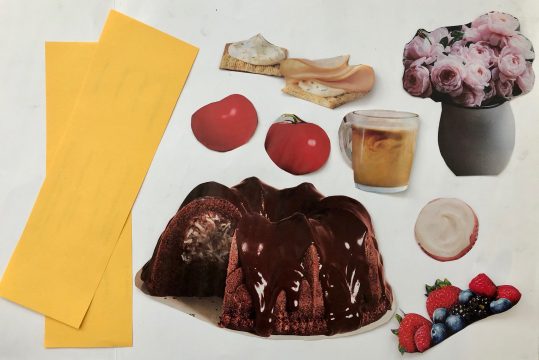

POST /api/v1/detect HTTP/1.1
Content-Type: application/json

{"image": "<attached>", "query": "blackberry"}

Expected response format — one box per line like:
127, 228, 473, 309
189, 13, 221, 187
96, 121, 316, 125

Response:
469, 295, 491, 321
450, 303, 474, 323
450, 295, 492, 324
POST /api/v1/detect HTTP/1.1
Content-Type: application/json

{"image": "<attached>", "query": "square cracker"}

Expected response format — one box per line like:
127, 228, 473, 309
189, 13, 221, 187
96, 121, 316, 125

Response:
219, 43, 286, 77
282, 83, 366, 109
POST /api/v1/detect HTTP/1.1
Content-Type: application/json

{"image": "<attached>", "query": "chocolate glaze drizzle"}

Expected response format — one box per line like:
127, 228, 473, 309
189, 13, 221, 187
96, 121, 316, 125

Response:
228, 178, 392, 336
309, 199, 375, 334
236, 212, 312, 336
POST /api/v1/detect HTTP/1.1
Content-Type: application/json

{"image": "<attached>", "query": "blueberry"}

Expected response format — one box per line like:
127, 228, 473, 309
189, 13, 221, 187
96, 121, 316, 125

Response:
490, 298, 512, 314
433, 308, 448, 323
431, 323, 448, 345
445, 314, 466, 333
459, 289, 474, 304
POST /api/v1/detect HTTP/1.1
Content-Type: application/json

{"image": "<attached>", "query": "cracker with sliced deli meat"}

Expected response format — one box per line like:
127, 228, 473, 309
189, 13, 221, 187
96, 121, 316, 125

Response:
282, 83, 366, 109
280, 56, 375, 109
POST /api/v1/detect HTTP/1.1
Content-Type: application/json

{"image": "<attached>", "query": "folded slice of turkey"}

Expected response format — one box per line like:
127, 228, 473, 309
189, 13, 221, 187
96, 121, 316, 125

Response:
280, 56, 375, 95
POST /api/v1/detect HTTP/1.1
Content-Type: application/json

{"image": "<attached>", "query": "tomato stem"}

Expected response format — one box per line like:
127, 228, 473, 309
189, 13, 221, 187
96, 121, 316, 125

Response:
282, 113, 304, 124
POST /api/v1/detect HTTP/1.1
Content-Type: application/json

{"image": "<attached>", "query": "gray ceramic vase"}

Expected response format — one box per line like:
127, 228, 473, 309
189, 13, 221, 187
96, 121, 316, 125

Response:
438, 101, 515, 176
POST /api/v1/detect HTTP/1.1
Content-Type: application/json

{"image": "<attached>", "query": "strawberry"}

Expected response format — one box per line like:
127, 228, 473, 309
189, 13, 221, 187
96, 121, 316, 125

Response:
469, 273, 497, 298
496, 285, 521, 304
393, 313, 431, 353
414, 323, 432, 353
425, 279, 460, 319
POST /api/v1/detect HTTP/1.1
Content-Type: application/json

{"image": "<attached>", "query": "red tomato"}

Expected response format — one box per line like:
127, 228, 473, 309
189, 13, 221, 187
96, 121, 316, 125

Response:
265, 114, 330, 175
191, 94, 258, 152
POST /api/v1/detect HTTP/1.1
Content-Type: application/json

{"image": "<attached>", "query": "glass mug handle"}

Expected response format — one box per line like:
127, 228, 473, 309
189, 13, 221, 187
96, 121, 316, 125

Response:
338, 115, 353, 168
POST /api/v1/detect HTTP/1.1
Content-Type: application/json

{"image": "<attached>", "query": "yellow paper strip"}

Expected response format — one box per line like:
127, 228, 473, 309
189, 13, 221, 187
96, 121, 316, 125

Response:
43, 42, 132, 348
0, 10, 198, 328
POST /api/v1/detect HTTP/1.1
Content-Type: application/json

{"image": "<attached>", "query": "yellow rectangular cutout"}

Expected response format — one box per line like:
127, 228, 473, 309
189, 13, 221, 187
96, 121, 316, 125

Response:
0, 10, 198, 328
44, 42, 132, 348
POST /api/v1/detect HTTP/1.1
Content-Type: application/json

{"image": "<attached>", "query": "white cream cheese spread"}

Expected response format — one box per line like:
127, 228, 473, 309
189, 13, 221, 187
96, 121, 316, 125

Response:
298, 80, 347, 97
228, 34, 286, 66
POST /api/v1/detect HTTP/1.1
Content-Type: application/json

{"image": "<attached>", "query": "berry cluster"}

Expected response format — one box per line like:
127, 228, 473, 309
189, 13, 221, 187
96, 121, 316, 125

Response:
392, 274, 521, 354
449, 294, 490, 324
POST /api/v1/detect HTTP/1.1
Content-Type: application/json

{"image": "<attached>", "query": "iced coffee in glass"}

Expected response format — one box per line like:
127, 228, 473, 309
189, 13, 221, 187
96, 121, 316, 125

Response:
339, 110, 419, 193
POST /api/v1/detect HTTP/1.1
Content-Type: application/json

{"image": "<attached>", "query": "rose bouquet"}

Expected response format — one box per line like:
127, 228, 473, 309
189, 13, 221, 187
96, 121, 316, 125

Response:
403, 12, 535, 107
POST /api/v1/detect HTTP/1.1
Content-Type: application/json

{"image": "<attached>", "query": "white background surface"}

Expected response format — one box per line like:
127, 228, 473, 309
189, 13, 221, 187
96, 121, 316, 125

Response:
0, 0, 538, 359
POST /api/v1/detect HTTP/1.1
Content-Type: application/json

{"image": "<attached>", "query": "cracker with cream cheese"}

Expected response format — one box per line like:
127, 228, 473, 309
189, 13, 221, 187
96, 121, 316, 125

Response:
219, 34, 288, 77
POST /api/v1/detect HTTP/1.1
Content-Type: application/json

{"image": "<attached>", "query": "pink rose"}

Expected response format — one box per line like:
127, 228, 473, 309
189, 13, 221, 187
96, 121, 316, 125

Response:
403, 65, 432, 97
484, 80, 496, 100
404, 36, 431, 60
450, 40, 469, 58
404, 56, 428, 70
506, 33, 535, 60
431, 56, 466, 95
468, 12, 520, 46
471, 14, 489, 28
491, 67, 513, 98
453, 84, 485, 107
462, 25, 482, 43
467, 41, 497, 67
486, 12, 520, 36
517, 62, 535, 94
464, 62, 491, 89
428, 27, 450, 44
495, 78, 514, 98
498, 46, 527, 80
404, 33, 445, 65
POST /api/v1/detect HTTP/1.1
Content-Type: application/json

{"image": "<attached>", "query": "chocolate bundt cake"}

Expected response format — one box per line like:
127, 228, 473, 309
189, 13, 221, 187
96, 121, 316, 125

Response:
141, 177, 393, 337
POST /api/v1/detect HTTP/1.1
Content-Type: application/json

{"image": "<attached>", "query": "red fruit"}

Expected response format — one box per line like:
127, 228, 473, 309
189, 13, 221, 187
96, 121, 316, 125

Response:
469, 273, 497, 298
397, 313, 431, 353
496, 285, 521, 304
265, 114, 330, 175
191, 94, 258, 152
414, 323, 432, 353
426, 285, 460, 319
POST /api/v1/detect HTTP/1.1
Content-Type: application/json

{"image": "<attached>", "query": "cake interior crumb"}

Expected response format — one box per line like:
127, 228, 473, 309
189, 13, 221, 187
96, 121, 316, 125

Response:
182, 211, 233, 263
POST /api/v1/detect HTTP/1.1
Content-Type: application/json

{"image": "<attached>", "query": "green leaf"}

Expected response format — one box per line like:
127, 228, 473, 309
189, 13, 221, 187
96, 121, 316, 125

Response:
426, 278, 453, 294
440, 36, 449, 47
450, 30, 464, 42
395, 313, 403, 323
448, 30, 465, 46
398, 345, 406, 355
391, 329, 399, 335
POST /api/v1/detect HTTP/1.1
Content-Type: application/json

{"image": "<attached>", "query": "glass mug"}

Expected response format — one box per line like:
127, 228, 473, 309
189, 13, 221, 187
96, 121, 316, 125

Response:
338, 110, 419, 193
